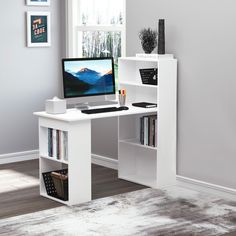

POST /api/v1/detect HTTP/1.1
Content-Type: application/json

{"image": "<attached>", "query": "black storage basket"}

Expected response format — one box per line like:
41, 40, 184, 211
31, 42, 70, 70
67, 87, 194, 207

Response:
42, 169, 68, 201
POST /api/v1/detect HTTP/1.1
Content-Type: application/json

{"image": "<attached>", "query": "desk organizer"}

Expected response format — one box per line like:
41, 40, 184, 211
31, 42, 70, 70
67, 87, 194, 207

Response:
42, 169, 68, 201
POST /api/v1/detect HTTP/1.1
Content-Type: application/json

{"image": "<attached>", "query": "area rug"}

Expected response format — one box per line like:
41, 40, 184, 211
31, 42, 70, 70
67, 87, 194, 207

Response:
0, 188, 236, 236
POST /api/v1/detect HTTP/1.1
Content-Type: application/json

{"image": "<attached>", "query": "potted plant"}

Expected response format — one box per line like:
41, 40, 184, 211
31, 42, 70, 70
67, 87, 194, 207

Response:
139, 28, 157, 54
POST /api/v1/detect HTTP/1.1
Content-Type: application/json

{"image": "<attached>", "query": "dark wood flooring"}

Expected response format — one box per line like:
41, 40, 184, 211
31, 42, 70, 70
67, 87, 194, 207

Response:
0, 160, 146, 220
0, 160, 235, 236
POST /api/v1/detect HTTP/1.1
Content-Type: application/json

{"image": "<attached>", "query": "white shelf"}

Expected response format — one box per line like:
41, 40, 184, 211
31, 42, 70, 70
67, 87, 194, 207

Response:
119, 174, 157, 188
119, 81, 158, 88
119, 57, 159, 62
136, 53, 174, 59
34, 105, 158, 122
118, 56, 177, 189
119, 138, 157, 151
40, 155, 68, 165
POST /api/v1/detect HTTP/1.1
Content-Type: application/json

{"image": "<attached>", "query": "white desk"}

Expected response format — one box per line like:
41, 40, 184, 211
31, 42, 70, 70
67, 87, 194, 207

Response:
34, 55, 177, 206
34, 105, 158, 205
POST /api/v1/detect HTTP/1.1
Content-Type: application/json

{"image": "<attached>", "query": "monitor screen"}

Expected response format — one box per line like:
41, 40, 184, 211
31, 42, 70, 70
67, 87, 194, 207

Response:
62, 57, 116, 98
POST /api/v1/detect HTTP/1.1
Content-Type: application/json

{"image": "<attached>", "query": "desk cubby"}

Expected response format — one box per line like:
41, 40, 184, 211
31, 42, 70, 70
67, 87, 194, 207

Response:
40, 157, 68, 203
39, 126, 68, 163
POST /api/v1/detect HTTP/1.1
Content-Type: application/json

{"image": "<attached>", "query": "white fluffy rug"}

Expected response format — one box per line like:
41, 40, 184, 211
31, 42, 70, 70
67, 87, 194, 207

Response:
0, 188, 236, 236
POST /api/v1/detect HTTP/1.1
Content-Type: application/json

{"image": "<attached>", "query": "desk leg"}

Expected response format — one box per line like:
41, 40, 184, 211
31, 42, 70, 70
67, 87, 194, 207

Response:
68, 120, 91, 205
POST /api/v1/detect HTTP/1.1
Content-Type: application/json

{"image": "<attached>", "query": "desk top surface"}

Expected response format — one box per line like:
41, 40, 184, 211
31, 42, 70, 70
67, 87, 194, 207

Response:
34, 105, 157, 122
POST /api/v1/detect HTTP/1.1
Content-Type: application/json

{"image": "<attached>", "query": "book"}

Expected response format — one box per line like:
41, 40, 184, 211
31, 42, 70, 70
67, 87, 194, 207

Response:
139, 114, 157, 147
47, 128, 68, 161
144, 116, 149, 146
48, 128, 53, 157
155, 119, 158, 147
148, 115, 157, 147
63, 131, 68, 161
56, 130, 60, 159
132, 102, 157, 108
59, 130, 63, 160
140, 117, 144, 145
149, 116, 156, 146
52, 129, 57, 158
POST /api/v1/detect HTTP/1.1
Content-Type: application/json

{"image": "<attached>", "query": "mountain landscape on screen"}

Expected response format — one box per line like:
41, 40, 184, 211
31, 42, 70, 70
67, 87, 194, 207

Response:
76, 68, 100, 85
96, 70, 114, 86
64, 67, 114, 97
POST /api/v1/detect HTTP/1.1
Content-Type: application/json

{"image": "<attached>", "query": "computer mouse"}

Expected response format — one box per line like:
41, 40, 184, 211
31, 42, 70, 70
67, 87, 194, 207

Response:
118, 106, 129, 110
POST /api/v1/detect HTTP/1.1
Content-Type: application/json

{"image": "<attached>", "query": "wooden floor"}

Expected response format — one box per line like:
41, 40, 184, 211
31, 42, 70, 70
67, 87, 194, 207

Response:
1, 160, 236, 236
0, 160, 146, 220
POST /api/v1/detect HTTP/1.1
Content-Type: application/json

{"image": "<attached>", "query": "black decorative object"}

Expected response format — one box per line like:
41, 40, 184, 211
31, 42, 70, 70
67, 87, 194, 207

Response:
139, 68, 158, 85
158, 19, 165, 54
139, 28, 157, 54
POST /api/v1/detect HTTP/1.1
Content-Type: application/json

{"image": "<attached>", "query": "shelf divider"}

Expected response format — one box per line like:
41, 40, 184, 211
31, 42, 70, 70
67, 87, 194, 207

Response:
119, 138, 157, 151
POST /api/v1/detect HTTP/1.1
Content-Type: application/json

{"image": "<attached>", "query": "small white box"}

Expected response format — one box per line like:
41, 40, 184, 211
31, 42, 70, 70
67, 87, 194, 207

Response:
45, 97, 66, 114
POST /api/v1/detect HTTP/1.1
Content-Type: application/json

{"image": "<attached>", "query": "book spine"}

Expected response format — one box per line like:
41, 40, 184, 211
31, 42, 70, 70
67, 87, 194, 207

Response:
140, 117, 144, 145
59, 130, 64, 160
144, 115, 157, 147
56, 130, 60, 160
58, 130, 61, 160
144, 116, 148, 146
152, 118, 156, 147
149, 117, 153, 146
155, 118, 158, 147
52, 129, 57, 158
63, 131, 68, 161
48, 128, 53, 157
150, 117, 155, 147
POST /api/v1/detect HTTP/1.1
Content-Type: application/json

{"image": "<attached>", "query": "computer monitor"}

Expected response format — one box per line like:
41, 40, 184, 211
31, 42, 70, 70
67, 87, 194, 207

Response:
62, 57, 116, 107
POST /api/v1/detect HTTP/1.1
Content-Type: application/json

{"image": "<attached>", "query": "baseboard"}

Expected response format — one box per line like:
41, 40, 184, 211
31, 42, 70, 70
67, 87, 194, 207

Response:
91, 154, 118, 170
177, 175, 236, 197
0, 151, 117, 169
0, 150, 39, 165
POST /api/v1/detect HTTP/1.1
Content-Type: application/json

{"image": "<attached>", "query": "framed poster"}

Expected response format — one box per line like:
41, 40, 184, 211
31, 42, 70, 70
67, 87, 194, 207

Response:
27, 11, 51, 47
26, 0, 50, 6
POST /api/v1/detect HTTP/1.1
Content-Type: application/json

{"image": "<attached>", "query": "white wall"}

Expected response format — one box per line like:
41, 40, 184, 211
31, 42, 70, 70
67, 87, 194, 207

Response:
91, 117, 118, 159
2, 0, 236, 191
0, 0, 118, 161
0, 0, 64, 155
127, 0, 236, 189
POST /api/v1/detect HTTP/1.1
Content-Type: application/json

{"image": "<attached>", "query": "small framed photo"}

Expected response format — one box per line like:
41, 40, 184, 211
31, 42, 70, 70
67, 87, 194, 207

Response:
26, 0, 50, 6
27, 11, 51, 47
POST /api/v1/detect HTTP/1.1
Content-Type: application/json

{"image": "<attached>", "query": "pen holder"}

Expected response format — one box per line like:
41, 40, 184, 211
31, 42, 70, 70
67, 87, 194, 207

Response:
119, 94, 126, 106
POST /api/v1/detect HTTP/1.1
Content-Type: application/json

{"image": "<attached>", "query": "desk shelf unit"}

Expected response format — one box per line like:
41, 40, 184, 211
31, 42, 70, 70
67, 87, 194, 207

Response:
35, 107, 158, 205
37, 117, 91, 206
118, 55, 177, 188
34, 54, 177, 206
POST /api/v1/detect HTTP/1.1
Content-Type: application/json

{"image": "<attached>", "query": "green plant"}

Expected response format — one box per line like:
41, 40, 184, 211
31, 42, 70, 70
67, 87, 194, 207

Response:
139, 28, 157, 54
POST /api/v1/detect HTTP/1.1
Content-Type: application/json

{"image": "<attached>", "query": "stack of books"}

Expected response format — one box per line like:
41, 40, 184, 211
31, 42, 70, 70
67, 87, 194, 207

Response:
48, 128, 68, 161
140, 115, 157, 147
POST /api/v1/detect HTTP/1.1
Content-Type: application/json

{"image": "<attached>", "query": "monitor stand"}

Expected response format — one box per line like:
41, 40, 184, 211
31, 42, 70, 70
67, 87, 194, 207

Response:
88, 100, 118, 107
74, 103, 90, 110
73, 100, 118, 110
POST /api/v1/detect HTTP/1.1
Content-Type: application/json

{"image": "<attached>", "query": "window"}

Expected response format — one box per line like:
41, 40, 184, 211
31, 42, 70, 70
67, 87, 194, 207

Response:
66, 0, 126, 68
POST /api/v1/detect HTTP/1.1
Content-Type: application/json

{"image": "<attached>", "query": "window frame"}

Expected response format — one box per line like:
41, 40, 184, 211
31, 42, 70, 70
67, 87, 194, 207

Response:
66, 0, 126, 58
